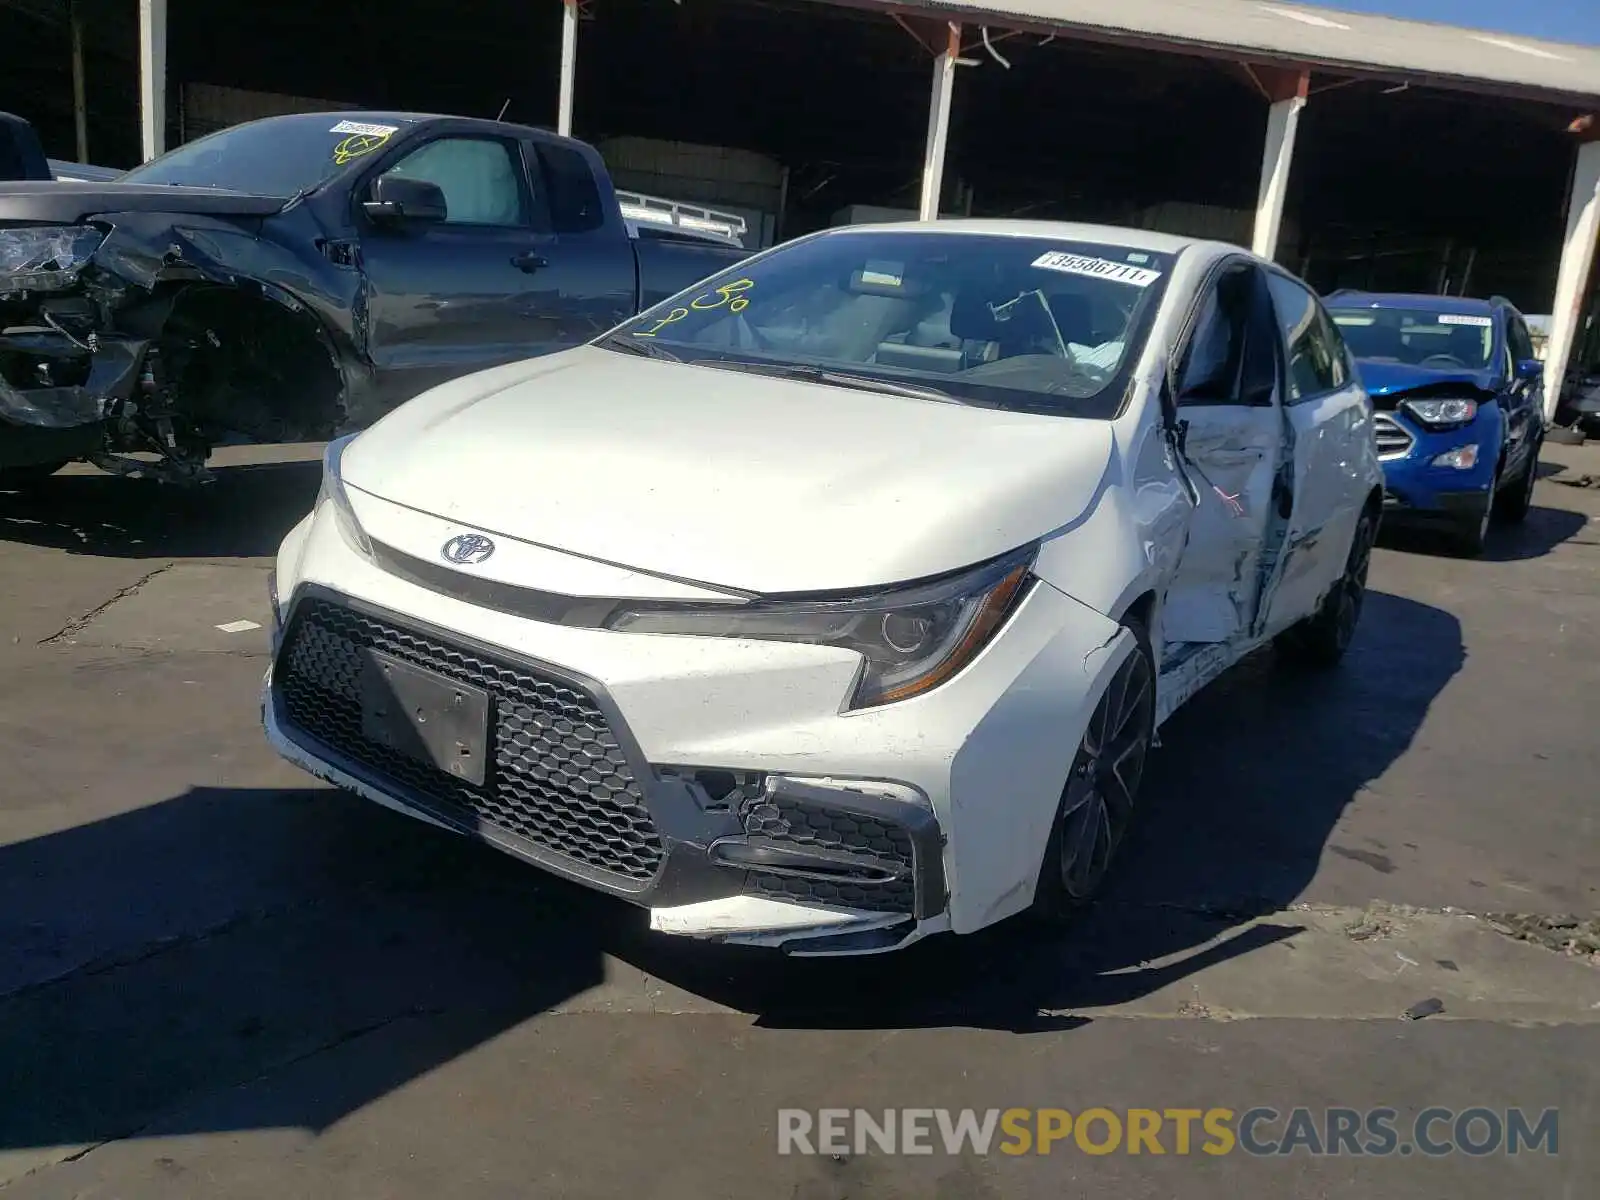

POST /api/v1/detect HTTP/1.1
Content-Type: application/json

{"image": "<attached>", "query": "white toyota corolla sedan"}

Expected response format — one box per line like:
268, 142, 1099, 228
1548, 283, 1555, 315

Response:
263, 220, 1383, 956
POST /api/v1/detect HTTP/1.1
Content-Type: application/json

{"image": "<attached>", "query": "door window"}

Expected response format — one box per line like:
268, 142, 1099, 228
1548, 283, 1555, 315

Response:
377, 137, 529, 227
1507, 315, 1535, 364
1177, 266, 1276, 406
1267, 274, 1343, 402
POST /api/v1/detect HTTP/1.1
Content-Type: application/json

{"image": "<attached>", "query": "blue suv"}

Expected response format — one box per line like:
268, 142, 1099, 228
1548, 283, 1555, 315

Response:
1325, 292, 1545, 555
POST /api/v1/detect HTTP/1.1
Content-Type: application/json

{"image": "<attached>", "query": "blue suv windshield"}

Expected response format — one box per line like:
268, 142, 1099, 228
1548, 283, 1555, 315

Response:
1328, 306, 1495, 371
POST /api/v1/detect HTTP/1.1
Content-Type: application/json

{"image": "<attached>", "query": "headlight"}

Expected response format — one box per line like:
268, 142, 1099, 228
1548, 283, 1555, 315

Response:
0, 225, 106, 291
1402, 397, 1478, 429
318, 433, 373, 557
604, 547, 1036, 709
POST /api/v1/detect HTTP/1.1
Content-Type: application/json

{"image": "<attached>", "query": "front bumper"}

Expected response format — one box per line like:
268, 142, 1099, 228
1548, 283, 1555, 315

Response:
262, 502, 1130, 954
1374, 409, 1498, 521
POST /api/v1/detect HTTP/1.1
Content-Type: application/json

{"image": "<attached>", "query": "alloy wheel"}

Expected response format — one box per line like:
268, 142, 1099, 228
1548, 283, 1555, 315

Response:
1058, 646, 1155, 900
1333, 515, 1375, 651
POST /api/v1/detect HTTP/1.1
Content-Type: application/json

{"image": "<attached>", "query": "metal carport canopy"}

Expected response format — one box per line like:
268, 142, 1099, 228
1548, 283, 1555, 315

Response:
839, 0, 1600, 104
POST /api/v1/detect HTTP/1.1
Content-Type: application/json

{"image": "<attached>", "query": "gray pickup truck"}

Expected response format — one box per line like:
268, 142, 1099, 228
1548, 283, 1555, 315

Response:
0, 111, 748, 483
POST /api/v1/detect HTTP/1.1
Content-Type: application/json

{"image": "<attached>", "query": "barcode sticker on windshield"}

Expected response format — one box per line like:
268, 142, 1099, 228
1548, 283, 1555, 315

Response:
330, 120, 399, 136
1437, 314, 1492, 327
859, 261, 904, 287
1032, 252, 1162, 288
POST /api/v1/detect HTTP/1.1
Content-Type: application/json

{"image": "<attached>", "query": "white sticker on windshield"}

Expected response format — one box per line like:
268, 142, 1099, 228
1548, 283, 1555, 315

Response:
329, 120, 399, 136
859, 261, 904, 287
1437, 313, 1492, 327
1032, 252, 1161, 288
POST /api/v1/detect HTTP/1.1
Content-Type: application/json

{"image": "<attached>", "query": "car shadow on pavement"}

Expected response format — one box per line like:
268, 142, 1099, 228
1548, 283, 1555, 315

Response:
1377, 504, 1589, 562
0, 785, 611, 1156
603, 590, 1466, 1031
0, 459, 320, 560
0, 591, 1460, 1152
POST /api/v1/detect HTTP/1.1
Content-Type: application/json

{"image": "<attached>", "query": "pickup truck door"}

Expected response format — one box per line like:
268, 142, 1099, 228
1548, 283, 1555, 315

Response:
356, 133, 628, 408
1160, 261, 1292, 648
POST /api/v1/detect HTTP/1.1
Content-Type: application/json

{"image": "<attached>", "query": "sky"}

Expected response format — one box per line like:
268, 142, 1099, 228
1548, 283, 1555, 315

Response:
1287, 0, 1600, 45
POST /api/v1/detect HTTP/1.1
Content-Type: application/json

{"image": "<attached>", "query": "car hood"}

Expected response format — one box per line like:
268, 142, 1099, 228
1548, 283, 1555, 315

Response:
0, 181, 285, 224
1354, 359, 1498, 401
342, 347, 1118, 595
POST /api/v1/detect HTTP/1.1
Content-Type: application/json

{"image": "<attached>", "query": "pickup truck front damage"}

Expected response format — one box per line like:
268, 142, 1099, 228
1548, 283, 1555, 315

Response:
1, 206, 359, 482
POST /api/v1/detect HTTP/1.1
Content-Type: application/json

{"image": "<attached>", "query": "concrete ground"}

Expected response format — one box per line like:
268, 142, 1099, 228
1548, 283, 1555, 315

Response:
1, 441, 1597, 1198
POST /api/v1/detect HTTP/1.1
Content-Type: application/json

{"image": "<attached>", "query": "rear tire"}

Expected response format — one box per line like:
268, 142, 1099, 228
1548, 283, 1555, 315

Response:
1030, 615, 1156, 925
1276, 507, 1376, 668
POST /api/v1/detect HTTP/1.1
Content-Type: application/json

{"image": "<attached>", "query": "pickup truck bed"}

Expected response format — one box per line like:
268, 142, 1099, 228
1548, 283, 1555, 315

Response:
0, 111, 749, 481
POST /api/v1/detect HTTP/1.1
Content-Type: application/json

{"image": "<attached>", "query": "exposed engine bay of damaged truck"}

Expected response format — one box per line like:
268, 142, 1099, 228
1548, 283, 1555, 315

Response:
0, 110, 748, 484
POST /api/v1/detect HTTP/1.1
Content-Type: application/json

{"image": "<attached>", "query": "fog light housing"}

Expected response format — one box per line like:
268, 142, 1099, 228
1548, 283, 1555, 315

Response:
1431, 444, 1480, 470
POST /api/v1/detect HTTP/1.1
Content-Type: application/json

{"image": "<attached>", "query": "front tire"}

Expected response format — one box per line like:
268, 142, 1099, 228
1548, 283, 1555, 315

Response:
1494, 436, 1540, 524
1030, 616, 1156, 924
1276, 507, 1376, 668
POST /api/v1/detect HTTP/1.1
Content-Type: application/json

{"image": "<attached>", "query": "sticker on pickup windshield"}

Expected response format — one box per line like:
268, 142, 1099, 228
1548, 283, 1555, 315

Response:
330, 120, 400, 137
1031, 252, 1162, 288
1437, 314, 1492, 327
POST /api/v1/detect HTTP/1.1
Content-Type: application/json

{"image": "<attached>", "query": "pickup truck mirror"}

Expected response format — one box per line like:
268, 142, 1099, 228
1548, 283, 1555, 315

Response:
362, 175, 448, 227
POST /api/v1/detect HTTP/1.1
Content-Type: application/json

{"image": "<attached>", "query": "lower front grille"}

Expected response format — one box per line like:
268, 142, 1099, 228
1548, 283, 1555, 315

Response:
739, 792, 918, 915
276, 595, 664, 883
1373, 414, 1414, 460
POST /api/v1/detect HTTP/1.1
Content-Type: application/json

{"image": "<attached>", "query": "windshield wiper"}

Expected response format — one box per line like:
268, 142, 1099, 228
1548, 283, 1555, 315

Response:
597, 334, 683, 362
697, 359, 960, 404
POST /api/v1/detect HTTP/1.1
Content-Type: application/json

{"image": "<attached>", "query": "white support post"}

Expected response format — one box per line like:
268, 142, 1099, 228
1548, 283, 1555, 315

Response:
918, 23, 961, 222
557, 0, 578, 138
138, 0, 166, 161
1250, 70, 1309, 261
1542, 138, 1600, 422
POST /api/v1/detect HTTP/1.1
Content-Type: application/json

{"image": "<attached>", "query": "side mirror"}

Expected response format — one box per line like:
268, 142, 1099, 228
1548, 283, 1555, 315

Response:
1515, 357, 1544, 383
362, 175, 447, 227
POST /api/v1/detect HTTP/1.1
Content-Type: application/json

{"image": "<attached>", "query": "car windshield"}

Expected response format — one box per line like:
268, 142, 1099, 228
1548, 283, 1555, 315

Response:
1328, 305, 1496, 371
598, 230, 1175, 417
119, 114, 414, 196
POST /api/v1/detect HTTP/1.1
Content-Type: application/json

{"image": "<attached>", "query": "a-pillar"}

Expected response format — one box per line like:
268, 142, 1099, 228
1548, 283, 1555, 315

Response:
1542, 118, 1600, 422
138, 0, 167, 161
557, 0, 578, 138
1247, 65, 1311, 262
919, 22, 962, 221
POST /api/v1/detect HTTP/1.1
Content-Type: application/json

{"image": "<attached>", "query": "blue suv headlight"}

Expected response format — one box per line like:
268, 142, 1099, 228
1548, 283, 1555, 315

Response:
1402, 397, 1478, 429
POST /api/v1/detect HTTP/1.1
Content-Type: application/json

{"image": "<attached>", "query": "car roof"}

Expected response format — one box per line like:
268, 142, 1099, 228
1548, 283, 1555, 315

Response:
1325, 290, 1501, 316
822, 218, 1230, 259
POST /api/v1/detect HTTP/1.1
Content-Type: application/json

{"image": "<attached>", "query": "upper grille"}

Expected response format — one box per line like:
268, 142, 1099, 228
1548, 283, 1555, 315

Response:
739, 793, 917, 914
276, 596, 663, 882
1373, 414, 1414, 460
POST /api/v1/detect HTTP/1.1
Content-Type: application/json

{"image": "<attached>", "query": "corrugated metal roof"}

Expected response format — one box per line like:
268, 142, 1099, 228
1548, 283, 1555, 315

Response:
873, 0, 1600, 103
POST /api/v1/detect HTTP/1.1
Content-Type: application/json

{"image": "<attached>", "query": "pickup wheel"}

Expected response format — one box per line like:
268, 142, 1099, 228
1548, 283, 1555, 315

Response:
1030, 615, 1155, 925
1276, 508, 1375, 669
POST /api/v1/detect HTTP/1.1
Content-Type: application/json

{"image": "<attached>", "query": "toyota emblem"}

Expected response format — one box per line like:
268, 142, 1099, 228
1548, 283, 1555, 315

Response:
441, 533, 496, 566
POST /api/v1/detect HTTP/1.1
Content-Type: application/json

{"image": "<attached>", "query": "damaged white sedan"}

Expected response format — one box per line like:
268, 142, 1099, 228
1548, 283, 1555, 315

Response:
263, 220, 1383, 955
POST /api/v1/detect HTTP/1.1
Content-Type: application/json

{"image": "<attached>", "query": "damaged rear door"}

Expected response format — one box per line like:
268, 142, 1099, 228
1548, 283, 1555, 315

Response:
1255, 271, 1371, 635
1160, 259, 1292, 645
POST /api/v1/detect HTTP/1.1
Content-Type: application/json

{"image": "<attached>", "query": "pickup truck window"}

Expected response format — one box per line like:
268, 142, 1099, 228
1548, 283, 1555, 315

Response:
378, 137, 529, 227
535, 142, 606, 234
121, 112, 418, 196
600, 231, 1174, 418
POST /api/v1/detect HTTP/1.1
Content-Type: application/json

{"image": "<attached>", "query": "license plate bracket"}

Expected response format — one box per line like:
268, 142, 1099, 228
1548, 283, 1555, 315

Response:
359, 649, 490, 787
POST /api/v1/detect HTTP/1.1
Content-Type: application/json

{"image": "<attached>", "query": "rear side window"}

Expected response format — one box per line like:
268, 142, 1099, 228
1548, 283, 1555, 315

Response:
1267, 273, 1343, 402
536, 142, 606, 234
